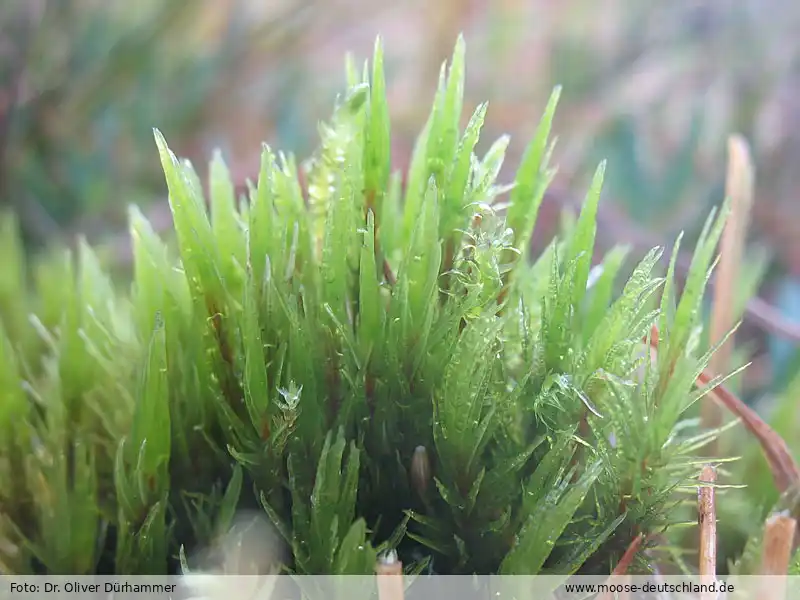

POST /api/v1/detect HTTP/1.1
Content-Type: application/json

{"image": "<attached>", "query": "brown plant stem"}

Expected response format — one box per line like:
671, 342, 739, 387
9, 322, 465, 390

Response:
760, 512, 797, 576
758, 513, 796, 600
599, 534, 644, 600
614, 534, 645, 575
704, 135, 755, 444
376, 551, 404, 600
698, 465, 717, 591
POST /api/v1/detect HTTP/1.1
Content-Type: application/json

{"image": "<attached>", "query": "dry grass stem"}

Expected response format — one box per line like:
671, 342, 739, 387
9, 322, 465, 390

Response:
758, 512, 796, 600
703, 134, 755, 439
698, 464, 717, 593
760, 512, 797, 576
376, 551, 404, 600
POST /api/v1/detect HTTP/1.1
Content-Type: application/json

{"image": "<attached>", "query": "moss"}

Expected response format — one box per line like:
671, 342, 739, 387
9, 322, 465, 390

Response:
0, 37, 743, 576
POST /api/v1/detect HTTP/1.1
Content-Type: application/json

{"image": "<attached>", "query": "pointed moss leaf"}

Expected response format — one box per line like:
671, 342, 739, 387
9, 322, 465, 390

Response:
55, 249, 90, 406
365, 37, 390, 203
380, 170, 403, 257
658, 231, 684, 348
344, 52, 360, 88
583, 247, 663, 375
664, 200, 730, 370
249, 145, 277, 290
130, 316, 170, 484
466, 405, 497, 477
153, 129, 226, 309
358, 210, 383, 357
340, 440, 361, 527
442, 35, 466, 163
434, 314, 503, 465
470, 135, 510, 205
433, 477, 461, 510
443, 102, 487, 237
242, 266, 270, 428
507, 86, 561, 252
501, 460, 602, 574
566, 162, 605, 309
215, 464, 243, 534
209, 149, 245, 287
324, 303, 361, 371
0, 212, 28, 349
401, 37, 466, 240
550, 512, 627, 574
405, 531, 458, 559
0, 322, 26, 431
477, 438, 544, 513
129, 206, 168, 337
259, 491, 295, 549
303, 428, 362, 573
32, 440, 101, 574
376, 514, 411, 554
583, 245, 630, 340
113, 437, 137, 520
523, 433, 577, 513
318, 108, 364, 325
464, 467, 486, 514
404, 177, 442, 331
344, 82, 369, 114
333, 519, 376, 574
402, 116, 435, 242
422, 62, 450, 189
406, 509, 450, 536
116, 498, 169, 574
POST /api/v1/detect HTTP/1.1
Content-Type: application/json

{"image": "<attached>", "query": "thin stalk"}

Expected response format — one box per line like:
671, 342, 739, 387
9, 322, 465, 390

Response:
376, 551, 404, 600
759, 512, 796, 575
758, 512, 796, 600
698, 464, 717, 596
600, 534, 644, 600
703, 135, 755, 448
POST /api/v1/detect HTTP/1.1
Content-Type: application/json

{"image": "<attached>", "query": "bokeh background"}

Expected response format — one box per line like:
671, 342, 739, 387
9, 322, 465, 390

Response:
2, 0, 800, 409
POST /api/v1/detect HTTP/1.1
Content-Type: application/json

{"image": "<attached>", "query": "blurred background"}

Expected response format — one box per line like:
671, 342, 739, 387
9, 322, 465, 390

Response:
2, 0, 800, 406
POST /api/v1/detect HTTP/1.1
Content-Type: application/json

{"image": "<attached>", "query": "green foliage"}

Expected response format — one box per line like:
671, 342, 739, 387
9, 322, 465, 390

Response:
0, 37, 740, 576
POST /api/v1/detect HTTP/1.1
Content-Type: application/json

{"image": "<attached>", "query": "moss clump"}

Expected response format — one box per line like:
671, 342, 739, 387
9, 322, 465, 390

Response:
0, 37, 737, 576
